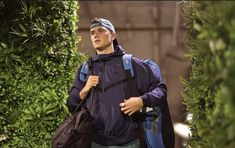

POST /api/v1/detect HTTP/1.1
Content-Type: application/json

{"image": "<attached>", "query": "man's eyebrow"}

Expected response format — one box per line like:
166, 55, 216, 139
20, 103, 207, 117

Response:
99, 27, 106, 30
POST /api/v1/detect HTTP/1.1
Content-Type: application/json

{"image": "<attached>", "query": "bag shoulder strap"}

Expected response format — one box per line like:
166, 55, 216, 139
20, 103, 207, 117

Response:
122, 54, 134, 77
80, 61, 89, 82
122, 54, 139, 97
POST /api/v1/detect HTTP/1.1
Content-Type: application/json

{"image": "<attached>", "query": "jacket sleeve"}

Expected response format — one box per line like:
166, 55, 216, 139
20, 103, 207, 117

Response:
132, 57, 167, 108
66, 66, 85, 113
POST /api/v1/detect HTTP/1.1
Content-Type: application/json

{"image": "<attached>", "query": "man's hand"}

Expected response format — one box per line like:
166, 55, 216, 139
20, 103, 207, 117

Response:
79, 75, 99, 100
85, 75, 99, 90
120, 97, 143, 116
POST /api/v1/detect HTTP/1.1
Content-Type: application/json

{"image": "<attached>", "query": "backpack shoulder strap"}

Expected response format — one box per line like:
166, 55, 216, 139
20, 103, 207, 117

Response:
79, 57, 93, 82
122, 54, 134, 77
79, 61, 89, 82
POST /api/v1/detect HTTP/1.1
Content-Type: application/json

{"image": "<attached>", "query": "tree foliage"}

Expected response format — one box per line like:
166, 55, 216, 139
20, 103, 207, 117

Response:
182, 1, 235, 148
0, 0, 85, 147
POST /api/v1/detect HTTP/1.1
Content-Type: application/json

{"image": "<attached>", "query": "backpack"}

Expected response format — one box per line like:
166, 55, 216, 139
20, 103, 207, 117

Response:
80, 54, 175, 148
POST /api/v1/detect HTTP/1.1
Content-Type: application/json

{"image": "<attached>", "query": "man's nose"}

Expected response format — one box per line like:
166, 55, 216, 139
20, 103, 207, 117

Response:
93, 32, 99, 38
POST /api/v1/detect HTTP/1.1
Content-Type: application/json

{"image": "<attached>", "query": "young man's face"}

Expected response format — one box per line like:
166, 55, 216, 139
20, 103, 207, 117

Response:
90, 26, 115, 51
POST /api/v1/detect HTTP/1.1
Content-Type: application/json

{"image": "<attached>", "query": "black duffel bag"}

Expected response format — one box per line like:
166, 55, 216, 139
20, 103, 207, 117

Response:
52, 106, 93, 148
52, 58, 94, 148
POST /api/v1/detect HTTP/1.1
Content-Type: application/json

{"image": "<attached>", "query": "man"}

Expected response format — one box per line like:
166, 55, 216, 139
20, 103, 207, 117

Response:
67, 18, 167, 148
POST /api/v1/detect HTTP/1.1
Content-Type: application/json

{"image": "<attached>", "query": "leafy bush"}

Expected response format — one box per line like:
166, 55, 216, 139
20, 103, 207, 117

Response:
183, 1, 235, 148
0, 0, 85, 147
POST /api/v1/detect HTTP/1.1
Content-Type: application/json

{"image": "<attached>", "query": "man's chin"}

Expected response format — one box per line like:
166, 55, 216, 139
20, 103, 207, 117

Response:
95, 47, 103, 51
94, 42, 111, 51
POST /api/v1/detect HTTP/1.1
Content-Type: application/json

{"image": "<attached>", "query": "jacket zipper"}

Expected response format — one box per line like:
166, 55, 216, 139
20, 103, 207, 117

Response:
102, 62, 105, 93
99, 56, 105, 93
98, 56, 106, 126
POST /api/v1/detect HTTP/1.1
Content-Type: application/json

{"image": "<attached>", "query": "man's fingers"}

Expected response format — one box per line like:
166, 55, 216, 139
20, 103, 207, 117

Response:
90, 76, 99, 81
120, 103, 129, 111
120, 102, 125, 107
91, 80, 99, 84
124, 109, 132, 115
88, 76, 99, 87
88, 76, 99, 82
124, 109, 136, 116
128, 111, 135, 116
120, 106, 126, 111
120, 105, 132, 113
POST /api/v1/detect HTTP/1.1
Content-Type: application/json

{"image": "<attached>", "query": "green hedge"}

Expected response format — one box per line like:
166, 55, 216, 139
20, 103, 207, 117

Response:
0, 0, 85, 147
183, 1, 235, 148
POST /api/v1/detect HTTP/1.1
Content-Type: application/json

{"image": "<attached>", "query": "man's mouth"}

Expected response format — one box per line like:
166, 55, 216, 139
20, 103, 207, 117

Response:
94, 40, 100, 43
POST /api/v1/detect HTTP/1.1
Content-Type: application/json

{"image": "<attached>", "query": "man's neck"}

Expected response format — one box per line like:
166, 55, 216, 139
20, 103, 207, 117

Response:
96, 44, 114, 55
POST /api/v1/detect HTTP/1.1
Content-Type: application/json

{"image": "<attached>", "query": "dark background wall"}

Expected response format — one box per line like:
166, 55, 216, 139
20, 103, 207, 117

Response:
77, 1, 190, 147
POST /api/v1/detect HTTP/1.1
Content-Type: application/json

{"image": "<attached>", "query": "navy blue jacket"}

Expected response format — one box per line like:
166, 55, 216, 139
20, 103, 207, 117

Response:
67, 45, 167, 146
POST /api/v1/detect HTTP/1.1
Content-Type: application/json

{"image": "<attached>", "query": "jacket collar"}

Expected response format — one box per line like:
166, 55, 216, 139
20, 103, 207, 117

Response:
91, 45, 126, 62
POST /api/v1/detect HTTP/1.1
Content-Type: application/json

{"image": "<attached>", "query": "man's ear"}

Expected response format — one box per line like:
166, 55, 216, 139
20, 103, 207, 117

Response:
111, 32, 116, 41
